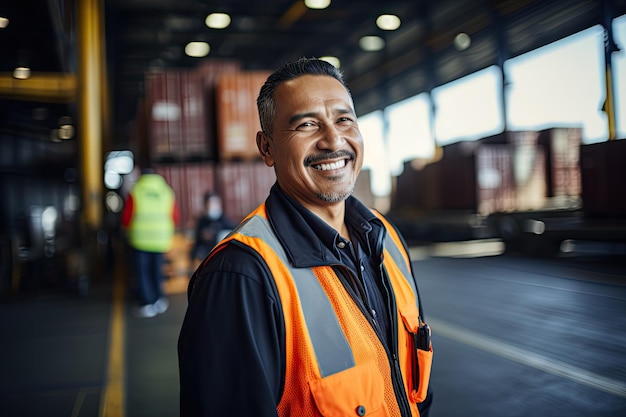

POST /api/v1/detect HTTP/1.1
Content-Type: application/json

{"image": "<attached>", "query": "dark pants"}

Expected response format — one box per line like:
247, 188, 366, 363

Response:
132, 249, 165, 305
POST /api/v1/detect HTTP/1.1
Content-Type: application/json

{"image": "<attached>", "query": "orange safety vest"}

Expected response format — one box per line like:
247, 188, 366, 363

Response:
214, 203, 432, 417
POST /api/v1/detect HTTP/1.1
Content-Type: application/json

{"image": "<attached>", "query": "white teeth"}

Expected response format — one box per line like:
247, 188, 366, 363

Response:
314, 159, 346, 171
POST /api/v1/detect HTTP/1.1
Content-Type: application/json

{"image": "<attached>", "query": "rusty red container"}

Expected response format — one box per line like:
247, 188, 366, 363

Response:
154, 163, 217, 231
580, 139, 626, 218
215, 160, 276, 223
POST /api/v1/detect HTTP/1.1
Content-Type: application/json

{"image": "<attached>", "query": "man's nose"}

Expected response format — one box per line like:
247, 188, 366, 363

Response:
318, 124, 345, 149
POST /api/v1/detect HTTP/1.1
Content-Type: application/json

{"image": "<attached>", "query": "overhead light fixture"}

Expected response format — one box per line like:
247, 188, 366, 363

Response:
58, 116, 75, 140
319, 56, 340, 68
454, 32, 471, 51
50, 129, 61, 143
0, 16, 9, 29
13, 66, 31, 80
305, 0, 331, 10
205, 13, 231, 29
376, 14, 401, 31
359, 36, 385, 52
185, 41, 210, 58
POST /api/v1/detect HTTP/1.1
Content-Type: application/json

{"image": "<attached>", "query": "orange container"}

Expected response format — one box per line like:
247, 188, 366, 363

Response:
216, 71, 271, 161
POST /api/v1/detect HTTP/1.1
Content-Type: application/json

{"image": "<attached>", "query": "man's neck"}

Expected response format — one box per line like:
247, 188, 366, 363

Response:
305, 202, 349, 240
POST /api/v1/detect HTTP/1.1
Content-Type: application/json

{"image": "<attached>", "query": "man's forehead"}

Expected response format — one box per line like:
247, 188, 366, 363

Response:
280, 74, 346, 92
275, 75, 354, 109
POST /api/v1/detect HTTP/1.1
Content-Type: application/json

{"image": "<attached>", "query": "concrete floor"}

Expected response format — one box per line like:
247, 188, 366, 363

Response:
0, 244, 624, 417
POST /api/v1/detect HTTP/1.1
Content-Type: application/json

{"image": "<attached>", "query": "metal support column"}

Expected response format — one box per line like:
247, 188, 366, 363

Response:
78, 0, 104, 230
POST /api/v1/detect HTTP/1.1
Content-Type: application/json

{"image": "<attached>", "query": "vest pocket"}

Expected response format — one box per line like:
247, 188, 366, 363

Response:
309, 362, 390, 417
399, 303, 433, 404
409, 346, 432, 403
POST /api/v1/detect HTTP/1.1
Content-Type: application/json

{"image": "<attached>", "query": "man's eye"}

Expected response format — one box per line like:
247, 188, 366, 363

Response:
297, 122, 317, 130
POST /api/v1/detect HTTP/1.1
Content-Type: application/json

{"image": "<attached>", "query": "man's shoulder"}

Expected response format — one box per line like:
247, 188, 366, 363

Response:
202, 240, 270, 275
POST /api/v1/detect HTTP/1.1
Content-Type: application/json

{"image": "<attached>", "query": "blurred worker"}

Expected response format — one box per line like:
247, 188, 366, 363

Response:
122, 167, 179, 318
190, 191, 236, 269
178, 58, 433, 416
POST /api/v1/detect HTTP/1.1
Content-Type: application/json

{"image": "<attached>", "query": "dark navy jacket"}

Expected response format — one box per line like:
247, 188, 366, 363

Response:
178, 183, 432, 416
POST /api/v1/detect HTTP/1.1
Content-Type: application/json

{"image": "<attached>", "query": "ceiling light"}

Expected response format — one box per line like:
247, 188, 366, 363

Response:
359, 36, 385, 52
319, 56, 340, 68
13, 66, 31, 80
0, 17, 9, 29
376, 14, 401, 31
205, 13, 231, 29
305, 0, 331, 10
58, 124, 75, 140
454, 32, 471, 51
50, 129, 61, 142
185, 42, 210, 58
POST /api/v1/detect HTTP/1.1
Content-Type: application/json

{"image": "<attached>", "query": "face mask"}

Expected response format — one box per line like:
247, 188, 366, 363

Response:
207, 206, 222, 220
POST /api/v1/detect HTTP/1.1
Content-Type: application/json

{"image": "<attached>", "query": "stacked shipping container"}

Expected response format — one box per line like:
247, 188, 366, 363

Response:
537, 127, 582, 198
153, 163, 216, 231
216, 71, 271, 161
580, 139, 626, 219
391, 127, 582, 217
145, 69, 211, 160
135, 61, 276, 231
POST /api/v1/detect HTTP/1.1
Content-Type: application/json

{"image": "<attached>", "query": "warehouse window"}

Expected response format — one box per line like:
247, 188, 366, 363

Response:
385, 93, 434, 176
358, 110, 390, 196
432, 66, 503, 146
505, 25, 606, 143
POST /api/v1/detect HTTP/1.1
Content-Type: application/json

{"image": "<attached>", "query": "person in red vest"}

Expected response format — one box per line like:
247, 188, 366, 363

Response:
122, 167, 180, 318
178, 58, 433, 416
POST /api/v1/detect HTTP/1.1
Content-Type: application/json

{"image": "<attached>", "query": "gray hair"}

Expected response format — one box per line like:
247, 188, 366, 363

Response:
256, 57, 348, 137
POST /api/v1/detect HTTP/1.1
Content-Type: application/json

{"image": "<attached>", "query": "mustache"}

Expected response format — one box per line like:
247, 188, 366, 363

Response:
304, 150, 355, 167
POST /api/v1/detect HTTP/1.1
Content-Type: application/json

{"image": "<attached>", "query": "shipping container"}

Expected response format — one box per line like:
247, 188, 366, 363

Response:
391, 159, 441, 213
391, 140, 536, 216
215, 160, 276, 222
146, 67, 231, 162
196, 59, 242, 157
154, 163, 217, 231
480, 128, 581, 203
536, 127, 582, 198
391, 161, 421, 212
505, 131, 548, 211
179, 71, 211, 158
475, 145, 517, 215
580, 139, 626, 219
437, 141, 480, 210
145, 70, 184, 160
216, 71, 271, 161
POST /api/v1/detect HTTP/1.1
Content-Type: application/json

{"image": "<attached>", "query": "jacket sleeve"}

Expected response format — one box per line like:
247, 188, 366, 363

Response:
120, 194, 134, 229
178, 242, 285, 417
172, 200, 181, 227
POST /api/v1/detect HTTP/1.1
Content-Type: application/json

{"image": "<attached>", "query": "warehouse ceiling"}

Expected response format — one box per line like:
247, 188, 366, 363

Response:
1, 0, 625, 145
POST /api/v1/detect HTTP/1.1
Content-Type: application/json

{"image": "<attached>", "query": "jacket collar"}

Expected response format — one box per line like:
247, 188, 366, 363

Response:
265, 183, 384, 268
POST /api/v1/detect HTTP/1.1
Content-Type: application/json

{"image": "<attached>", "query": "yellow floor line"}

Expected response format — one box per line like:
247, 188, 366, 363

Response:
99, 255, 126, 417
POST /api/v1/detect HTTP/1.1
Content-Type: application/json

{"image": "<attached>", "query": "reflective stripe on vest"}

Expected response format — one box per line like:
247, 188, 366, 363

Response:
234, 214, 419, 378
236, 215, 355, 377
384, 232, 417, 300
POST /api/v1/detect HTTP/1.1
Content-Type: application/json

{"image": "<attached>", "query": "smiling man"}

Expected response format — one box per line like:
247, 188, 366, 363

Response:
178, 58, 433, 417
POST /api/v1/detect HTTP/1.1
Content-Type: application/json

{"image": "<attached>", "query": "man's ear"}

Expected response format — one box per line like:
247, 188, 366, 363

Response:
256, 131, 274, 167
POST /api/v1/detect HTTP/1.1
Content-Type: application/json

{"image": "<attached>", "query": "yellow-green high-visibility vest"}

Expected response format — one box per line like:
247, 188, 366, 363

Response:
128, 174, 175, 252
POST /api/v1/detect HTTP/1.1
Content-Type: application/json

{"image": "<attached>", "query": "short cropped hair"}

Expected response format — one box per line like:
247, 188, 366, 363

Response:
256, 57, 349, 137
